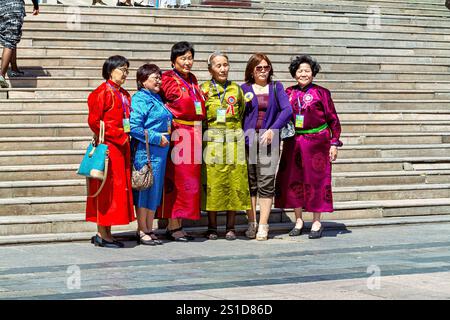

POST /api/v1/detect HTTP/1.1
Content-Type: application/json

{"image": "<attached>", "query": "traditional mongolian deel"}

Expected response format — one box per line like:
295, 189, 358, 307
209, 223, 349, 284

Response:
201, 80, 251, 212
86, 80, 135, 226
275, 83, 342, 213
158, 70, 206, 220
130, 89, 173, 211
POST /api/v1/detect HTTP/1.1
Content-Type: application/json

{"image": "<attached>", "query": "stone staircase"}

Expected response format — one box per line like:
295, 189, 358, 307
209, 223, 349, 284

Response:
1, 0, 450, 244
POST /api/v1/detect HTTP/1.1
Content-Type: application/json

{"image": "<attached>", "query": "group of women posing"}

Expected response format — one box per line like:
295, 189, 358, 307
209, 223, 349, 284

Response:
86, 41, 342, 248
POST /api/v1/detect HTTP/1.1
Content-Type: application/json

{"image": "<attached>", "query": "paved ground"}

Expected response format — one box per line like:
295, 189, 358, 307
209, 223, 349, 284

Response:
0, 221, 450, 300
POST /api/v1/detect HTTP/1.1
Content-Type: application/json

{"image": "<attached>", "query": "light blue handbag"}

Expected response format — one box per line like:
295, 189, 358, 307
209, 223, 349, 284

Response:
77, 121, 109, 197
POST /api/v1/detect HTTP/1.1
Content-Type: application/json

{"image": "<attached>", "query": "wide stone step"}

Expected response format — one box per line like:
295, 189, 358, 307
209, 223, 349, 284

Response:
0, 150, 84, 166
5, 55, 449, 73
338, 144, 450, 158
20, 20, 450, 42
24, 34, 450, 52
26, 2, 450, 20
2, 196, 450, 241
0, 164, 80, 181
19, 45, 450, 60
6, 75, 450, 91
4, 87, 450, 100
2, 98, 450, 112
333, 157, 450, 173
333, 170, 450, 187
1, 110, 448, 125
0, 111, 87, 124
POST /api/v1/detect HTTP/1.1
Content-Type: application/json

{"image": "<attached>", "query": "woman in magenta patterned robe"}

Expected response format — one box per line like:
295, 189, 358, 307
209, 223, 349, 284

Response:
275, 55, 342, 239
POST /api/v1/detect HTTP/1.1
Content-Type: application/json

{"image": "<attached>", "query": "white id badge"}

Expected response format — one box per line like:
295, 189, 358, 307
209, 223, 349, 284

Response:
295, 115, 304, 128
195, 101, 203, 115
123, 118, 131, 133
217, 109, 226, 123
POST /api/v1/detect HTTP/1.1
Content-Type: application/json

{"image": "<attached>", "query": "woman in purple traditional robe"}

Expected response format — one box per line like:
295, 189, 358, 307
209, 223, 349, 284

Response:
275, 55, 343, 239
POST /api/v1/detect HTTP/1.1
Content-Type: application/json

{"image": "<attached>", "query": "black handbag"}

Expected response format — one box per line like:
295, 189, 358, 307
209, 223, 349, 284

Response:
131, 130, 154, 191
273, 82, 295, 140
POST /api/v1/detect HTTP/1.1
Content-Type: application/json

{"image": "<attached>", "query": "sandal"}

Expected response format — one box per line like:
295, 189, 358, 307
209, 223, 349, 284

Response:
205, 228, 218, 240
225, 229, 237, 241
146, 232, 163, 245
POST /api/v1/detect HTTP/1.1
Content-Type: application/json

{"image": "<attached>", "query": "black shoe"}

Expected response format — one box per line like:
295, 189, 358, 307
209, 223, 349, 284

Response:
91, 235, 124, 248
146, 232, 163, 245
136, 231, 157, 246
166, 228, 189, 242
117, 1, 131, 6
181, 229, 195, 241
205, 228, 218, 240
134, 1, 145, 6
308, 226, 324, 239
289, 227, 303, 237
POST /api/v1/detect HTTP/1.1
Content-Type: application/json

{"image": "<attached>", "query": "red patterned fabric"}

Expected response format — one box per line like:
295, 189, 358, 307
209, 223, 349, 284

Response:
85, 80, 135, 226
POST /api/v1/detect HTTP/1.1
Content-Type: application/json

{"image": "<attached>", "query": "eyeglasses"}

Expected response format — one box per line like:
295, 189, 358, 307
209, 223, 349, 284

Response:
148, 75, 162, 82
255, 65, 271, 72
117, 67, 129, 75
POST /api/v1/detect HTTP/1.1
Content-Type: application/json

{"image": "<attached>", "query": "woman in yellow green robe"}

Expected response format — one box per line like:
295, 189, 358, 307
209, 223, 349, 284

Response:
201, 51, 251, 240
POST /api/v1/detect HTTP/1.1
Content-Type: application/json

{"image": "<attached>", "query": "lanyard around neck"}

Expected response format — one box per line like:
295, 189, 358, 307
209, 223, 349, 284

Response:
211, 79, 229, 107
107, 82, 129, 116
174, 69, 198, 99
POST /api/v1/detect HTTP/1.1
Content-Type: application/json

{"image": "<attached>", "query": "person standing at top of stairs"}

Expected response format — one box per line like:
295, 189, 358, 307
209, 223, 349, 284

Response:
0, 0, 39, 88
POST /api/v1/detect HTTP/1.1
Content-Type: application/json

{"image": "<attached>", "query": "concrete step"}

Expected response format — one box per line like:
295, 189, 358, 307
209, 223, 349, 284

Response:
333, 157, 450, 173
1, 121, 450, 138
333, 170, 450, 187
20, 19, 450, 42
1, 110, 448, 125
2, 175, 450, 199
2, 98, 450, 112
0, 111, 87, 124
6, 75, 450, 91
0, 136, 89, 151
19, 45, 450, 60
0, 150, 84, 166
0, 164, 80, 181
338, 144, 450, 159
4, 87, 450, 100
26, 2, 450, 20
4, 55, 449, 73
2, 196, 450, 241
5, 67, 450, 82
3, 211, 450, 245
23, 34, 450, 53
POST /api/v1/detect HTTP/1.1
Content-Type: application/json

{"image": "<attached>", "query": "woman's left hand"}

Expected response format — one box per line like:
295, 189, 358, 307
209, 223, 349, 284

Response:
260, 129, 274, 145
329, 146, 338, 162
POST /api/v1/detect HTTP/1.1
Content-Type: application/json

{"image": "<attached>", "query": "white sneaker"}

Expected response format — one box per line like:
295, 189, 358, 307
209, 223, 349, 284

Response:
0, 76, 9, 88
256, 224, 269, 241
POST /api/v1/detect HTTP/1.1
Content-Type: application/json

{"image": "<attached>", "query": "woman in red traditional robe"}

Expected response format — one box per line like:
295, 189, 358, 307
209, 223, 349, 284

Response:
158, 42, 206, 241
86, 55, 135, 248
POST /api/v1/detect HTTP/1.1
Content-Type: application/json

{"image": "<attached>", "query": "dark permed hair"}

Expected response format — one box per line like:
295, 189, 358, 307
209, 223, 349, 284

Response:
102, 55, 130, 80
289, 55, 321, 78
136, 64, 162, 90
170, 41, 195, 64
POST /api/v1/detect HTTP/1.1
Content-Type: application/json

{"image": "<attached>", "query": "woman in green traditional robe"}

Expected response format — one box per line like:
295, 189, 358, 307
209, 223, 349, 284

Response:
201, 51, 251, 240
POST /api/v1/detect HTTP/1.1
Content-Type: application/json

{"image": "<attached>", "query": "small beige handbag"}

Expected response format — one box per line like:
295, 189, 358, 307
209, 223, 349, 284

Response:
131, 130, 154, 191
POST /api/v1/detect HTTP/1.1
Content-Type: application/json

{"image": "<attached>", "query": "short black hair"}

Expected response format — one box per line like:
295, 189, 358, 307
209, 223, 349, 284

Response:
102, 55, 130, 80
170, 41, 195, 64
289, 55, 321, 78
136, 64, 162, 90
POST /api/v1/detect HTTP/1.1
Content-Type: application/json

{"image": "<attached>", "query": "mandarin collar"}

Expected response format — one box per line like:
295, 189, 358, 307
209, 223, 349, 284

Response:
107, 79, 121, 89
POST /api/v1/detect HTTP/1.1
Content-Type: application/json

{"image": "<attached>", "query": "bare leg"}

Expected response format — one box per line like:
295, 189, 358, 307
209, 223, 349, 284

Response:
258, 197, 273, 225
1, 48, 13, 77
10, 49, 18, 71
246, 196, 257, 223
97, 225, 112, 242
146, 209, 156, 233
312, 212, 322, 231
207, 211, 217, 230
136, 207, 152, 240
226, 211, 236, 231
294, 208, 304, 229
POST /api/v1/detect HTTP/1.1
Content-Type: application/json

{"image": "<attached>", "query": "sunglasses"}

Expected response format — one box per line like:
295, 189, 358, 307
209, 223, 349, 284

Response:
255, 65, 271, 72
